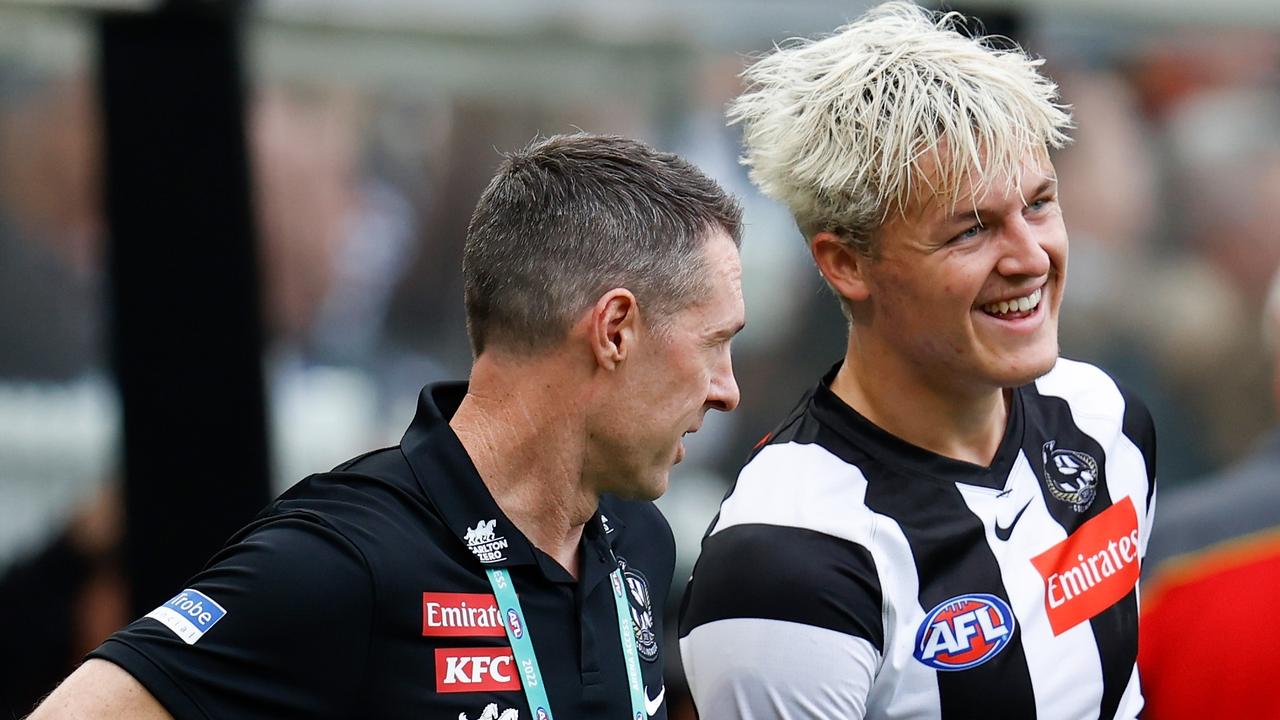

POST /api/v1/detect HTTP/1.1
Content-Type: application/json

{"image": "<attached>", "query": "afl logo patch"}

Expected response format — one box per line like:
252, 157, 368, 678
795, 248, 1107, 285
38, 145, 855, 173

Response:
505, 609, 523, 639
1042, 441, 1100, 512
618, 556, 659, 662
914, 594, 1015, 671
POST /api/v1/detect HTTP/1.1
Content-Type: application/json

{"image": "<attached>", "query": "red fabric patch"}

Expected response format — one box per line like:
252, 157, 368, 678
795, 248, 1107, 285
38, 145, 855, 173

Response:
434, 647, 521, 693
1030, 497, 1141, 636
422, 592, 505, 637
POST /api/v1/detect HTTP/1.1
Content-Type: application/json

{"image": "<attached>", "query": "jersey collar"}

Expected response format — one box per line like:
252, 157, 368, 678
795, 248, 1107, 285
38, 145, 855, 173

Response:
399, 382, 539, 568
811, 363, 1025, 489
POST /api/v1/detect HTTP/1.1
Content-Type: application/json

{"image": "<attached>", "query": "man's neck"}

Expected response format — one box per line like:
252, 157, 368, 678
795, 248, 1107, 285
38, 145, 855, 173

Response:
832, 337, 1009, 466
449, 354, 599, 579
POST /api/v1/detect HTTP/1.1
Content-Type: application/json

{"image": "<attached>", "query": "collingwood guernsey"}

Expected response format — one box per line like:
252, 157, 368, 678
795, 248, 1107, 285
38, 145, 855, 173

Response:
679, 359, 1157, 719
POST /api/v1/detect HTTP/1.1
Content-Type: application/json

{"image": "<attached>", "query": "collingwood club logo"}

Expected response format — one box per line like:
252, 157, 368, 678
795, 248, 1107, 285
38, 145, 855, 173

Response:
618, 556, 659, 662
1042, 441, 1099, 513
464, 519, 508, 564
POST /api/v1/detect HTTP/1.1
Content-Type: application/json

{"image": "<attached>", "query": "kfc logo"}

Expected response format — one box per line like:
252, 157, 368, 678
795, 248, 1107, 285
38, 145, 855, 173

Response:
435, 648, 521, 693
1031, 496, 1141, 636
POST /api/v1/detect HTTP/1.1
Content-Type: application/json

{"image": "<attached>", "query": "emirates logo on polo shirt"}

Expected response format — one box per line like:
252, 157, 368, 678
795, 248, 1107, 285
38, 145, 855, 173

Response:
1031, 496, 1141, 636
422, 593, 505, 637
435, 648, 522, 693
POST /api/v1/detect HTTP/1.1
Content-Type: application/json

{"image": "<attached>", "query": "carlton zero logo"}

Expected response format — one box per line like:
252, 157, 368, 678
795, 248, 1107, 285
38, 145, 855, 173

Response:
1031, 496, 1141, 636
435, 648, 522, 693
423, 593, 506, 637
145, 589, 227, 645
465, 519, 509, 564
914, 593, 1016, 671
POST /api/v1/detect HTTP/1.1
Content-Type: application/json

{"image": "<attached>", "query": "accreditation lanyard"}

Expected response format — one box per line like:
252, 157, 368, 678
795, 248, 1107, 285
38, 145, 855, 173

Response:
486, 564, 646, 720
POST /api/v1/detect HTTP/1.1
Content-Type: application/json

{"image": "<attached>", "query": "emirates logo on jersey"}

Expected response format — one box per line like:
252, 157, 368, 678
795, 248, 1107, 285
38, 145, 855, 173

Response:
1030, 496, 1141, 636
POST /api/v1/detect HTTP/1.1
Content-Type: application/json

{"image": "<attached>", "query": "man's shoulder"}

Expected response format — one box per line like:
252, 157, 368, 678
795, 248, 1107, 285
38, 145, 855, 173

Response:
1032, 357, 1155, 443
262, 445, 458, 572
1033, 357, 1132, 409
716, 440, 876, 542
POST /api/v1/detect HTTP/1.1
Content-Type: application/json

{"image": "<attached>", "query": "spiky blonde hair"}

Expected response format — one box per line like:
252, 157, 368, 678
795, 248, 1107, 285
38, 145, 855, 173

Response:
730, 0, 1073, 253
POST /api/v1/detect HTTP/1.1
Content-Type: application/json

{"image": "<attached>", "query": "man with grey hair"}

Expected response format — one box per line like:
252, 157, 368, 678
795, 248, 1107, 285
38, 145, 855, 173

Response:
680, 3, 1156, 718
32, 133, 745, 719
1137, 266, 1280, 720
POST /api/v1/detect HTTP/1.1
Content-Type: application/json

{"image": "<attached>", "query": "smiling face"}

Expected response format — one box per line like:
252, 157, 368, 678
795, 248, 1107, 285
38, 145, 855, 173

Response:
853, 152, 1067, 396
595, 229, 745, 500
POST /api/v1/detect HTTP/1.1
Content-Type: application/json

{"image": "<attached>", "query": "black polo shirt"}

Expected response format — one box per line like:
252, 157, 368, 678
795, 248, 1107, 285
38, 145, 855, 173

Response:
90, 382, 675, 719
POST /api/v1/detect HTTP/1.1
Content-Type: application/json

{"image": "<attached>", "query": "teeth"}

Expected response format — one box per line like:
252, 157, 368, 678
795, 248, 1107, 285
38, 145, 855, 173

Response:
983, 288, 1041, 316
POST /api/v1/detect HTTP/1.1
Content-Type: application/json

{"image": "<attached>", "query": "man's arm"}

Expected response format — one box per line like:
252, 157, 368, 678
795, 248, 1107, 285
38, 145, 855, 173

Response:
678, 522, 885, 718
29, 659, 171, 720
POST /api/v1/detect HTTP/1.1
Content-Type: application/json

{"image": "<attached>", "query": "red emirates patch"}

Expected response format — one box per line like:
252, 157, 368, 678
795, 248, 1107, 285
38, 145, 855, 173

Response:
1031, 496, 1141, 636
434, 647, 521, 693
422, 593, 505, 637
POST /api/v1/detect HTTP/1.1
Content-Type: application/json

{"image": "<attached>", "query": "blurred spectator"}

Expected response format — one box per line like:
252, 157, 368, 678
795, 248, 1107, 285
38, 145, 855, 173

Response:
0, 65, 125, 717
1158, 86, 1280, 468
0, 70, 102, 380
1138, 265, 1280, 720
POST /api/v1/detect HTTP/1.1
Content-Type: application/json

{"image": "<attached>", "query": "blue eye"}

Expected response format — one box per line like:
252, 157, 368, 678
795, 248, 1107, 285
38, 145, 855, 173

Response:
952, 225, 982, 243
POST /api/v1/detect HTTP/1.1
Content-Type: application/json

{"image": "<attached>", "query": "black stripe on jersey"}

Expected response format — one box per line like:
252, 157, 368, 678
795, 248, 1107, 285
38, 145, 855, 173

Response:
1022, 384, 1137, 720
862, 472, 1038, 719
1118, 383, 1157, 513
678, 523, 884, 651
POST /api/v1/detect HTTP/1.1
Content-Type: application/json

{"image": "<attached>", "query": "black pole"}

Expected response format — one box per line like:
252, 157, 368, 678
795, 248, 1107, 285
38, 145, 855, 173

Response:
97, 1, 271, 617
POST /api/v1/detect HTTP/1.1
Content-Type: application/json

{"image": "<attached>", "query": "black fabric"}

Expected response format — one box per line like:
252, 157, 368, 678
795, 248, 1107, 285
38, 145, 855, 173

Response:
89, 382, 675, 720
679, 523, 884, 651
1118, 382, 1158, 514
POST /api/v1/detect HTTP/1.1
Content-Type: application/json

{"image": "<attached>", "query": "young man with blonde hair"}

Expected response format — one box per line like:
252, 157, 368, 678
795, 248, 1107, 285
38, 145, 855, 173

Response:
680, 3, 1156, 717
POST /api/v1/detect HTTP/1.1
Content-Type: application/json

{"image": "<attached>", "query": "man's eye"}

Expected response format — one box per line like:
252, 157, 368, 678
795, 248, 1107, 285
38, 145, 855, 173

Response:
952, 225, 982, 243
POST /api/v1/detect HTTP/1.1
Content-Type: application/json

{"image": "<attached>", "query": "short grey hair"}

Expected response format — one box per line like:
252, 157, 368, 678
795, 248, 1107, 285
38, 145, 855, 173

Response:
463, 133, 742, 356
730, 0, 1073, 255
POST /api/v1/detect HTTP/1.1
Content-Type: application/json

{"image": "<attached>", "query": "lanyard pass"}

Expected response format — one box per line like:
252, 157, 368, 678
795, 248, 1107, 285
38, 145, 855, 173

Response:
485, 566, 647, 719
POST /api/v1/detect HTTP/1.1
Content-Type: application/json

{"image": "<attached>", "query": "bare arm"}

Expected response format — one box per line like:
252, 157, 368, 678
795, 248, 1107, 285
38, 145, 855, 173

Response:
28, 659, 172, 720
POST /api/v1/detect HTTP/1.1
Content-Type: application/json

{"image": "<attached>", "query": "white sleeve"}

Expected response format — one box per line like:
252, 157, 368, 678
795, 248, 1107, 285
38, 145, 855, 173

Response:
681, 618, 878, 719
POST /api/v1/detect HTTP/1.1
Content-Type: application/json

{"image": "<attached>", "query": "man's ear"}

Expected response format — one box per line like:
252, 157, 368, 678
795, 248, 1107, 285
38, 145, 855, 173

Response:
810, 231, 871, 303
588, 289, 638, 370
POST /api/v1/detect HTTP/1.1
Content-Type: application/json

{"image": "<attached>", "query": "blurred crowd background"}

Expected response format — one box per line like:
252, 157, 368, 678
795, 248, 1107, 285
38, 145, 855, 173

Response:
1, 0, 1277, 717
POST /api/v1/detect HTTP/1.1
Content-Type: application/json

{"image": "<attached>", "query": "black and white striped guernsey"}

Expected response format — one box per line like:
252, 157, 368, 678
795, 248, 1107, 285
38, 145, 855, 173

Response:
679, 358, 1157, 719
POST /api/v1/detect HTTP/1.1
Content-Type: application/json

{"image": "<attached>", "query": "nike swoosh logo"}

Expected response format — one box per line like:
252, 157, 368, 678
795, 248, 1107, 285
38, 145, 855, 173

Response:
994, 501, 1032, 541
645, 684, 666, 716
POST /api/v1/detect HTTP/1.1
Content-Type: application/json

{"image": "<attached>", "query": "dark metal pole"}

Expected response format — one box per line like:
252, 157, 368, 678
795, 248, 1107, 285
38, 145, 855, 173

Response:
97, 1, 271, 617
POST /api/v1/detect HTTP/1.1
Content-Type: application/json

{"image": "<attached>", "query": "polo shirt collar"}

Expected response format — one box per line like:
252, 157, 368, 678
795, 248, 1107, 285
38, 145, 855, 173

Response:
400, 382, 538, 569
399, 382, 629, 573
